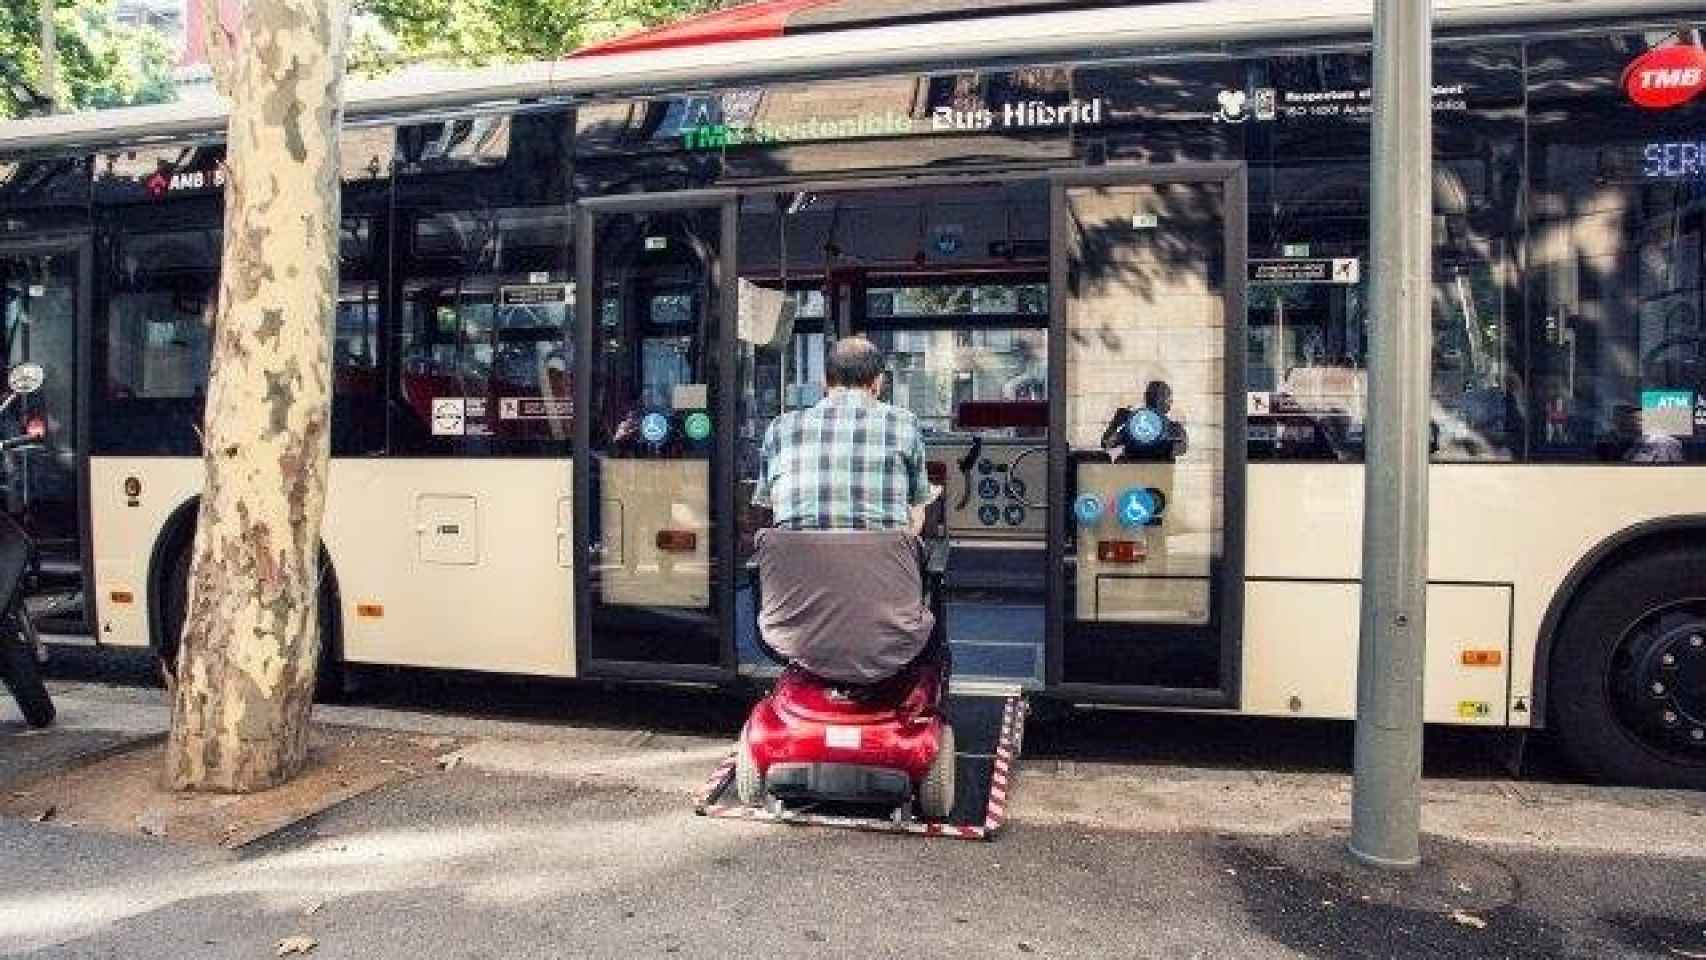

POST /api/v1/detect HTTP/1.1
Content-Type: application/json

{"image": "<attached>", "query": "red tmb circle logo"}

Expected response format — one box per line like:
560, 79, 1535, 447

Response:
1624, 42, 1706, 110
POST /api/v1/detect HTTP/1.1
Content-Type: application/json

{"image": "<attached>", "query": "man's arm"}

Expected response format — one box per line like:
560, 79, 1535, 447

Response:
751, 420, 777, 509
904, 425, 939, 534
909, 483, 944, 536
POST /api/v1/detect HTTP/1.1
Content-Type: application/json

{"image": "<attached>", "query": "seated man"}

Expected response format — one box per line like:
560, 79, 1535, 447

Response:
750, 336, 943, 685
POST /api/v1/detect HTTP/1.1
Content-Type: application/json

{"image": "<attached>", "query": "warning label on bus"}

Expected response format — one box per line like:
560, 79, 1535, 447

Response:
499, 284, 569, 306
499, 398, 573, 420
1249, 258, 1360, 285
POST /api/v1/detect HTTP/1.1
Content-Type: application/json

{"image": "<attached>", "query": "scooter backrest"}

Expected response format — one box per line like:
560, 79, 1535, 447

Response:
753, 528, 934, 685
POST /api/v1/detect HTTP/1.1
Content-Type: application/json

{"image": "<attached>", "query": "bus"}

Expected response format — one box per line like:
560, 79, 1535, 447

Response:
1, 0, 1704, 789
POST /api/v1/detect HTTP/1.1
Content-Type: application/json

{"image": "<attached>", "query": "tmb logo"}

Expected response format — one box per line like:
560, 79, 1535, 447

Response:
1624, 43, 1706, 110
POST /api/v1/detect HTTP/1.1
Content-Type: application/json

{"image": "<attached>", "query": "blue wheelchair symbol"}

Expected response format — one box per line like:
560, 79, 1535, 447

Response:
1127, 408, 1166, 446
1116, 487, 1159, 528
640, 412, 670, 445
1073, 493, 1105, 525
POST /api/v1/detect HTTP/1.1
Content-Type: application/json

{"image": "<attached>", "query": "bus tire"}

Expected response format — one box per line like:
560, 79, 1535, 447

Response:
1550, 546, 1706, 789
157, 541, 345, 702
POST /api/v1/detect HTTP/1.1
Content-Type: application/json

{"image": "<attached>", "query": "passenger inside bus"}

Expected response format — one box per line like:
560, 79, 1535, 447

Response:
1100, 379, 1189, 462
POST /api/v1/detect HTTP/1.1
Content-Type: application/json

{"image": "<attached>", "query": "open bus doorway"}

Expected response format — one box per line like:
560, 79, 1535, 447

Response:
735, 180, 1054, 687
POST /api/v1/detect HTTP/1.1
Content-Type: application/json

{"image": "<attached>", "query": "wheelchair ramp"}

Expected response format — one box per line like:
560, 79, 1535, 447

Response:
695, 692, 1027, 841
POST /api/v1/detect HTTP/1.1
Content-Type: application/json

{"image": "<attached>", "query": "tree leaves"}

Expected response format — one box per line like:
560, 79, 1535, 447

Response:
350, 0, 739, 73
0, 0, 178, 119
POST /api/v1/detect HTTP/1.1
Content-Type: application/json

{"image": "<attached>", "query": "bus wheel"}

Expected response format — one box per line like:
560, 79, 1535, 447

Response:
1551, 546, 1706, 789
157, 544, 345, 702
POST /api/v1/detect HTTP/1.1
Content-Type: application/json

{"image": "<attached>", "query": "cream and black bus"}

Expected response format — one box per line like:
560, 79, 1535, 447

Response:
1, 0, 1704, 787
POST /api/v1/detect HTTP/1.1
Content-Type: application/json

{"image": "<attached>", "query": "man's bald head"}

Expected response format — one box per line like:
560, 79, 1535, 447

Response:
826, 336, 886, 390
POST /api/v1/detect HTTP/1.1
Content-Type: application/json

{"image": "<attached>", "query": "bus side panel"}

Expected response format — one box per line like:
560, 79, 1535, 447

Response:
327, 459, 574, 677
89, 456, 576, 677
1240, 580, 1510, 725
1244, 463, 1706, 726
88, 456, 203, 649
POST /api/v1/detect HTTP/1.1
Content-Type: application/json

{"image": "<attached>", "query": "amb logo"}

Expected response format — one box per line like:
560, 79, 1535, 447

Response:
1624, 42, 1706, 110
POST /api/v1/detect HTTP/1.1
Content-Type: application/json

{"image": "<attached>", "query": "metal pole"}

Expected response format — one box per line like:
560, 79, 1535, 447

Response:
1349, 0, 1432, 870
38, 0, 60, 113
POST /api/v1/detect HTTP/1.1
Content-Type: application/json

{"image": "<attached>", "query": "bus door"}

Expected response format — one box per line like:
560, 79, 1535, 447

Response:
0, 237, 90, 630
1047, 166, 1247, 705
575, 194, 738, 682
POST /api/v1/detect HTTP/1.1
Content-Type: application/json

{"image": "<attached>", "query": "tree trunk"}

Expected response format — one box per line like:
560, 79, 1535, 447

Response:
165, 0, 350, 793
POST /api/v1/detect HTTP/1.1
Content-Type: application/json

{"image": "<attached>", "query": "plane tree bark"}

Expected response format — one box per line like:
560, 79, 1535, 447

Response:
165, 0, 350, 792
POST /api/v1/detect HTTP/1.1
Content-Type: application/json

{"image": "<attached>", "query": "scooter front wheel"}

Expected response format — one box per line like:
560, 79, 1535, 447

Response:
1, 631, 54, 728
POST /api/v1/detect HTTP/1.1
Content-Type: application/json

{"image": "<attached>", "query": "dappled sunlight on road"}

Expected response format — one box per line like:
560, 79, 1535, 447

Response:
0, 784, 759, 953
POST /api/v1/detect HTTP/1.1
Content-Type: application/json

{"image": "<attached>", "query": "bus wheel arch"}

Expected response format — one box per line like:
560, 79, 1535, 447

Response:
1538, 517, 1706, 787
148, 497, 345, 698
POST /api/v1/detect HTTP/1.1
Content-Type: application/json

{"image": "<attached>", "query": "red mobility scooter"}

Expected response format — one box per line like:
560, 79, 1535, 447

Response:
736, 528, 955, 820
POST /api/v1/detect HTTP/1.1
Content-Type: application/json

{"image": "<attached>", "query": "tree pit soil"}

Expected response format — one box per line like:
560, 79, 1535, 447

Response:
0, 725, 459, 848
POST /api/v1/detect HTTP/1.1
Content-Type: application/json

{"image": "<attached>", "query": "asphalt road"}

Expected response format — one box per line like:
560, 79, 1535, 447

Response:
3, 769, 1703, 960
6, 646, 1701, 959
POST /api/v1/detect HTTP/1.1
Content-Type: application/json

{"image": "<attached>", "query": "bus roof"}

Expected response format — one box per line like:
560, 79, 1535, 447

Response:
0, 0, 1695, 157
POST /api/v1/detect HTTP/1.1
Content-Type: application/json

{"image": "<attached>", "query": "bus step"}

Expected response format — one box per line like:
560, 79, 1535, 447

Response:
695, 691, 1027, 841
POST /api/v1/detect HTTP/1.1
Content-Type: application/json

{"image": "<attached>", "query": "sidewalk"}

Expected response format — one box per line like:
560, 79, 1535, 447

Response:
4, 681, 1704, 959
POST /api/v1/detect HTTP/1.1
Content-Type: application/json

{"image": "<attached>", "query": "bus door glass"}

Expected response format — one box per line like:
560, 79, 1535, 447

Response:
577, 196, 734, 678
733, 191, 832, 673
1050, 170, 1246, 704
0, 244, 85, 589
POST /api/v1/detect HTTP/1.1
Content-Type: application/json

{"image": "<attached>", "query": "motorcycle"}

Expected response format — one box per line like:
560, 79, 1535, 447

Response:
0, 361, 54, 728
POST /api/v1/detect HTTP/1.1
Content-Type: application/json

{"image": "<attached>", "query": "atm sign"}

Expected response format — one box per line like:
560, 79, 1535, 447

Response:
1624, 43, 1706, 110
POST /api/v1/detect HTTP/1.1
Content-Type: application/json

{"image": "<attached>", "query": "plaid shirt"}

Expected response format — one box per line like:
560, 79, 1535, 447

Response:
753, 388, 931, 530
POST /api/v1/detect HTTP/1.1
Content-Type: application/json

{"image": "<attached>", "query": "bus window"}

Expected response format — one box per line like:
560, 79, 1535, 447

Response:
1528, 30, 1706, 465
393, 207, 573, 456
334, 220, 384, 454
1247, 43, 1525, 463
867, 325, 1048, 437
97, 227, 219, 455
96, 218, 387, 457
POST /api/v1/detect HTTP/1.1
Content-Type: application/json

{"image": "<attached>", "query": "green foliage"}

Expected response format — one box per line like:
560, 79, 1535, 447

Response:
0, 0, 179, 120
352, 0, 738, 73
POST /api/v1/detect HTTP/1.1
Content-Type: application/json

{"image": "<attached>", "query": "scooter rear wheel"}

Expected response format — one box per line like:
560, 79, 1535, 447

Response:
735, 730, 764, 807
1, 629, 54, 729
916, 723, 955, 820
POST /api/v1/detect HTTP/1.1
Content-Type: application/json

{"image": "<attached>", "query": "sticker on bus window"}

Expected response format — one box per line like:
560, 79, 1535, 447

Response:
684, 412, 712, 441
672, 383, 708, 410
431, 397, 465, 436
1641, 389, 1694, 437
499, 398, 573, 420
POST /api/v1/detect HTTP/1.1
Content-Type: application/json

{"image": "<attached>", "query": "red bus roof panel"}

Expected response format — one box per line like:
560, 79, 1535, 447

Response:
574, 0, 838, 57
574, 0, 1167, 57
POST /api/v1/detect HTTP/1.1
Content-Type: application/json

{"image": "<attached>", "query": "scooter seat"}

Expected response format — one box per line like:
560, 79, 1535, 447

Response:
771, 654, 945, 725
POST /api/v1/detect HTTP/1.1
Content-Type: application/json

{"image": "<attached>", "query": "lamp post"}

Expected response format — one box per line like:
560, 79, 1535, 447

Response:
1349, 0, 1433, 870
